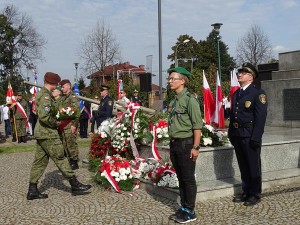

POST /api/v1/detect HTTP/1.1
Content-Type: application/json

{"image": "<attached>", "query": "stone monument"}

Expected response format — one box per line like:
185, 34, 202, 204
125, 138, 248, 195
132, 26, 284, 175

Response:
262, 50, 300, 127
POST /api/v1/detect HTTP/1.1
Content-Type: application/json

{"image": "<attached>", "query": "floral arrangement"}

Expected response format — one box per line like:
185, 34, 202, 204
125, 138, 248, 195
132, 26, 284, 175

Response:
201, 123, 228, 147
96, 155, 135, 192
56, 106, 78, 119
155, 119, 169, 145
130, 158, 179, 188
88, 108, 228, 192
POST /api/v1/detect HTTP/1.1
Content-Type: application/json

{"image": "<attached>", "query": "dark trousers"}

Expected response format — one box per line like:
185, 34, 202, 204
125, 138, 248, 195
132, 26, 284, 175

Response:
231, 137, 262, 197
4, 119, 12, 136
80, 119, 88, 138
90, 117, 96, 133
170, 137, 196, 211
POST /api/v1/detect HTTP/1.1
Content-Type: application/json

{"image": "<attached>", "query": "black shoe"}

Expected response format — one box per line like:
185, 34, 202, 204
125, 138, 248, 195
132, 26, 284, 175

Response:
22, 136, 27, 143
175, 208, 197, 224
70, 159, 79, 170
27, 183, 48, 200
169, 207, 184, 221
18, 137, 22, 143
233, 193, 249, 203
243, 196, 261, 206
69, 176, 92, 195
12, 136, 16, 142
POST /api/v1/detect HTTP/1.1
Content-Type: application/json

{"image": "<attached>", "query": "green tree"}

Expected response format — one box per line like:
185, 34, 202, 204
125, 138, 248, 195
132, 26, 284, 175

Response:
0, 5, 46, 78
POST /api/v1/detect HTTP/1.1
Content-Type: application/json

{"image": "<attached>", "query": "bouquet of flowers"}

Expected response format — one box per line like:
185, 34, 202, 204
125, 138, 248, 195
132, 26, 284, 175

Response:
130, 158, 160, 180
155, 119, 169, 145
96, 155, 135, 192
56, 106, 78, 120
201, 124, 228, 147
148, 162, 179, 188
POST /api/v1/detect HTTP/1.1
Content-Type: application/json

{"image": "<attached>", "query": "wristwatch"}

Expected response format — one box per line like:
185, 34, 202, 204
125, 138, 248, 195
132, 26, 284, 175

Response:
193, 145, 200, 150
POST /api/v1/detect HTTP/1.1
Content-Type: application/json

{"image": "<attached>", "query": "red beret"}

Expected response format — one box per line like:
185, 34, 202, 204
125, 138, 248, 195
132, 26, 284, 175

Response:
44, 72, 61, 85
60, 79, 71, 86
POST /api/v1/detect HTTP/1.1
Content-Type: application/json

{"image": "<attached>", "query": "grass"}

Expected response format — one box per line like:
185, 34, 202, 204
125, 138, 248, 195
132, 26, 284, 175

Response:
0, 139, 91, 155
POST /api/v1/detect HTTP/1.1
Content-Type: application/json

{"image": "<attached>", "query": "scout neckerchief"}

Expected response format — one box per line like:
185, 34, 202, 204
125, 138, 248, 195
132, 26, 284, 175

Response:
168, 95, 177, 130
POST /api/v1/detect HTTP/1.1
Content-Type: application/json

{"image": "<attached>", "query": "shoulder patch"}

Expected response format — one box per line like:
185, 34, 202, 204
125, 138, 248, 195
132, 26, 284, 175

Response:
108, 101, 113, 106
259, 94, 267, 104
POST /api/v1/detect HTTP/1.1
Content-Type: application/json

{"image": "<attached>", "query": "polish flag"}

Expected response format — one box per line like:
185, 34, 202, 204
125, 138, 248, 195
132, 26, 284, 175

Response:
202, 70, 215, 125
211, 72, 225, 129
230, 69, 240, 103
117, 79, 123, 100
6, 82, 29, 125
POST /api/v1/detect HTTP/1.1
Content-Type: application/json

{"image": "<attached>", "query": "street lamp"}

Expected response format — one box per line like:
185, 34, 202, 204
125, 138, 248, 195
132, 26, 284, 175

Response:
74, 63, 79, 83
211, 23, 223, 81
175, 39, 190, 67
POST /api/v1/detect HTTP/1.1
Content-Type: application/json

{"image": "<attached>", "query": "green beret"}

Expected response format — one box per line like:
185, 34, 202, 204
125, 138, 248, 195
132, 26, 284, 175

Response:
238, 62, 258, 79
168, 67, 191, 78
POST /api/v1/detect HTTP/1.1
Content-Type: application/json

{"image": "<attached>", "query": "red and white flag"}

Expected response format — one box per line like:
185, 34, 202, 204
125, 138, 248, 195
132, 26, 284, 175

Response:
230, 69, 240, 103
6, 82, 29, 125
211, 72, 225, 129
202, 70, 215, 125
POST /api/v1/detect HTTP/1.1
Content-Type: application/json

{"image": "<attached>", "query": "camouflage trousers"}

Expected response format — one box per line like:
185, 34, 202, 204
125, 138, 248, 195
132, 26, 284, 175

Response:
12, 118, 27, 136
60, 129, 79, 161
29, 138, 75, 183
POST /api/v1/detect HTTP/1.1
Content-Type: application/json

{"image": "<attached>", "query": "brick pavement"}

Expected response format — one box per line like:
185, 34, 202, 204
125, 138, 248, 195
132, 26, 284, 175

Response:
0, 146, 300, 225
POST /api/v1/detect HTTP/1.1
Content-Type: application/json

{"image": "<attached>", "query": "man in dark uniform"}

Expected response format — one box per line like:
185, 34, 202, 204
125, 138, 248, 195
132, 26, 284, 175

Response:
228, 62, 267, 206
94, 85, 113, 129
131, 89, 142, 106
27, 72, 91, 200
167, 67, 202, 223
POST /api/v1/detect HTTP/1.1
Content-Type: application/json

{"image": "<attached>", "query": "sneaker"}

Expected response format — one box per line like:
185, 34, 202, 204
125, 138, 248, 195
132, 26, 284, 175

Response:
169, 207, 184, 221
175, 208, 197, 224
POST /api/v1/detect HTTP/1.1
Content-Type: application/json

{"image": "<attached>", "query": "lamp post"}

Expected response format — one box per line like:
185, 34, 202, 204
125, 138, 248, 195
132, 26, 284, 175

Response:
74, 63, 79, 83
211, 23, 223, 81
175, 39, 190, 67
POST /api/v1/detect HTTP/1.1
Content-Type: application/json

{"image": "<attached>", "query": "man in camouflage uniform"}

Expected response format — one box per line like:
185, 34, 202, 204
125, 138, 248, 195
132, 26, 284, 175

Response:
59, 79, 80, 170
27, 72, 91, 200
10, 92, 29, 143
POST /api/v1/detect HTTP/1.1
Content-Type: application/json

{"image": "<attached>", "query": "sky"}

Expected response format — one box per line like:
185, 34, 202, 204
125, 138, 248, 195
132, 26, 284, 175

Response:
1, 0, 300, 87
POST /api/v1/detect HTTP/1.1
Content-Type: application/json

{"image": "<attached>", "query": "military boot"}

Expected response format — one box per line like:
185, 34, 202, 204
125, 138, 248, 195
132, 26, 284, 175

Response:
69, 159, 79, 170
18, 136, 22, 143
69, 176, 92, 195
27, 183, 48, 200
12, 135, 16, 142
22, 136, 27, 143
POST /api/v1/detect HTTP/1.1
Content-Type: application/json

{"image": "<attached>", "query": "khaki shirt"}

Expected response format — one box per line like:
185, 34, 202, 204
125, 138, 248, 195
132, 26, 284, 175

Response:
168, 88, 203, 138
34, 87, 60, 139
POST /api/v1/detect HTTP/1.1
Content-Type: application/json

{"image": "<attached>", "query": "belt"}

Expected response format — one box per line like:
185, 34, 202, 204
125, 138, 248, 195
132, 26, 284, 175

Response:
170, 137, 193, 142
233, 122, 253, 128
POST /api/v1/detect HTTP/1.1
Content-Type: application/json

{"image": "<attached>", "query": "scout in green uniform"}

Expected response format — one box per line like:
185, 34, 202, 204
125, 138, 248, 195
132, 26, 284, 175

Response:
167, 67, 203, 224
59, 79, 80, 170
27, 72, 91, 200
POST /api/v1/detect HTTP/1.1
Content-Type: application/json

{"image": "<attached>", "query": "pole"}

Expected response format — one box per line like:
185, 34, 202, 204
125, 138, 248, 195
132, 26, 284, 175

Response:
217, 39, 221, 82
175, 46, 178, 67
158, 0, 162, 100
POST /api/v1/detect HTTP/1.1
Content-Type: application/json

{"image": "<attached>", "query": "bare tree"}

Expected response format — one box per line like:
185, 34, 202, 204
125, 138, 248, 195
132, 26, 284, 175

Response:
79, 20, 121, 76
0, 5, 46, 77
236, 24, 273, 66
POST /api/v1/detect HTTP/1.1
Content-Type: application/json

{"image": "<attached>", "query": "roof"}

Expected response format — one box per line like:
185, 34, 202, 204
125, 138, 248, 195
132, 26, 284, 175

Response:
87, 62, 146, 79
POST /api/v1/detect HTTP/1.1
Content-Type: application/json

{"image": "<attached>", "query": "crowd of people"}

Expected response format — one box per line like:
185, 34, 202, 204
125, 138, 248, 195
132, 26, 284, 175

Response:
0, 62, 267, 224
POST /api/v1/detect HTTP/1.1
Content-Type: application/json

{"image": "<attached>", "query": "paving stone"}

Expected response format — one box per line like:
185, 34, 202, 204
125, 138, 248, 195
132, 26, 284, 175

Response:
0, 147, 299, 224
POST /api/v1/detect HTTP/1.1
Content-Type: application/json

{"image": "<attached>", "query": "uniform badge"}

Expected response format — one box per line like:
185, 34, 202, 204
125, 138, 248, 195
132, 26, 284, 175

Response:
44, 106, 50, 113
259, 94, 267, 104
108, 101, 113, 106
245, 101, 251, 108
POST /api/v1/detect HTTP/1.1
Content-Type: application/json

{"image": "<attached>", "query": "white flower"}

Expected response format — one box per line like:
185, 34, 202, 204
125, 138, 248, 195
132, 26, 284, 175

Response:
157, 134, 162, 139
115, 177, 120, 182
204, 124, 214, 132
203, 137, 213, 146
136, 118, 140, 123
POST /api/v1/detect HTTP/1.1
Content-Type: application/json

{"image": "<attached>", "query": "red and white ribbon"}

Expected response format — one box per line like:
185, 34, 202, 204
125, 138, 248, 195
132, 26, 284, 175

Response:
150, 125, 161, 160
102, 168, 121, 193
